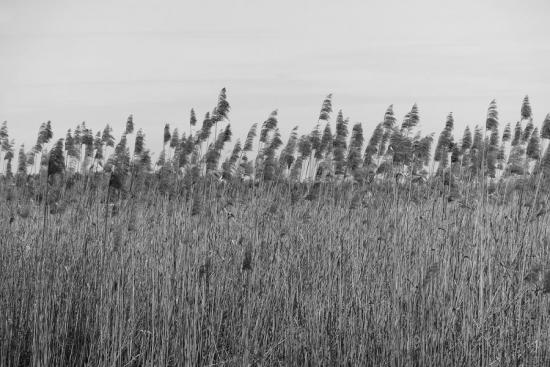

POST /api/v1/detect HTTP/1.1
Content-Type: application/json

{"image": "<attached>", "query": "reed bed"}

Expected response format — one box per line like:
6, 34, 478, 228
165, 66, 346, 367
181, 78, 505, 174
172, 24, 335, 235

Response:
1, 176, 549, 366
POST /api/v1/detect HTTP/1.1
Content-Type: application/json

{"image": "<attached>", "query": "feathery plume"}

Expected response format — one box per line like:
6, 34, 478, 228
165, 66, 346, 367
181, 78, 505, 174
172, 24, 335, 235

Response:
47, 139, 65, 177
521, 95, 532, 121
318, 94, 333, 121
189, 108, 197, 127
486, 99, 498, 131
125, 114, 134, 135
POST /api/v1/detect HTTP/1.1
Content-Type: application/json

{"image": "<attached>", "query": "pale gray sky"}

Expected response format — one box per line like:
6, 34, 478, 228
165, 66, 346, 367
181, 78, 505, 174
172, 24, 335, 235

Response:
1, 0, 549, 154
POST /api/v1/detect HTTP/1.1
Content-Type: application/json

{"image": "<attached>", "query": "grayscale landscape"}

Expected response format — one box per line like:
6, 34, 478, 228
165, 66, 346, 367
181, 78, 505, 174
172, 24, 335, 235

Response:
1, 0, 550, 366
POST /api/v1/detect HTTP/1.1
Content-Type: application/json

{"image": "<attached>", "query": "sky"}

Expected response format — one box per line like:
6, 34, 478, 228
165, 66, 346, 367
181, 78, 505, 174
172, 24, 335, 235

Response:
1, 0, 549, 156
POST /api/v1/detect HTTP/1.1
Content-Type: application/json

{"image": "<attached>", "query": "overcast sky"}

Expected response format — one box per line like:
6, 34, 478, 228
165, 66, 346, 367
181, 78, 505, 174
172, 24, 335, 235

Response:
1, 0, 549, 154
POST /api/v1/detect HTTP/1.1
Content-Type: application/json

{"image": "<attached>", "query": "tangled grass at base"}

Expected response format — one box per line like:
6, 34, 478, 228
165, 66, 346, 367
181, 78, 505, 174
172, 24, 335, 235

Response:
2, 90, 550, 365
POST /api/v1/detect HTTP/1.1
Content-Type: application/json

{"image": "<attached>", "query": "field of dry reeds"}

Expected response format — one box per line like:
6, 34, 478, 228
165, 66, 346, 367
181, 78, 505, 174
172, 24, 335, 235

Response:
2, 91, 550, 366
1, 173, 550, 366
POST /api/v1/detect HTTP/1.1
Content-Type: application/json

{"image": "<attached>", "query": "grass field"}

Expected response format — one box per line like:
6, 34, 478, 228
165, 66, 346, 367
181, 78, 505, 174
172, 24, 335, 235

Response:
1, 174, 550, 366
1, 92, 550, 365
